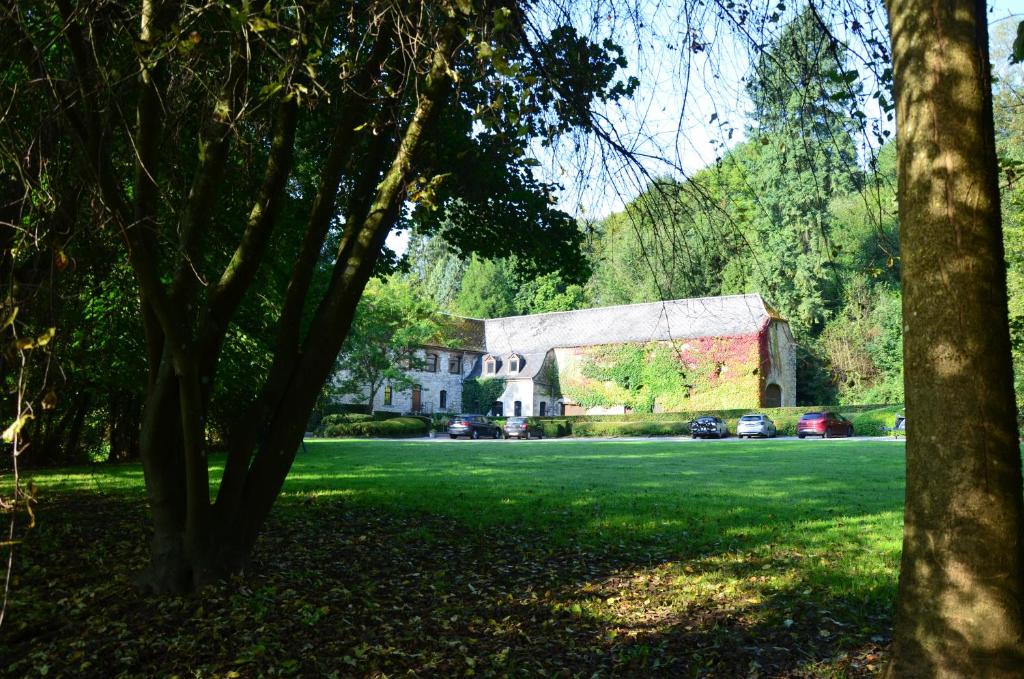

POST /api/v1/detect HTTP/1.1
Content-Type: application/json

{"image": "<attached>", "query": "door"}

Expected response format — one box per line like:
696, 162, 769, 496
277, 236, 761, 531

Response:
411, 385, 421, 413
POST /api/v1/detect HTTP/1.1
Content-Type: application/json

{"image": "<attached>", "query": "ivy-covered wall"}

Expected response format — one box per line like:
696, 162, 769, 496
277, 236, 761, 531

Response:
560, 335, 762, 413
462, 377, 507, 414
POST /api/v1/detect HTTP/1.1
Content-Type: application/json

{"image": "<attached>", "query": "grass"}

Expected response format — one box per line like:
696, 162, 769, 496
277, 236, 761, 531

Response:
5, 438, 907, 677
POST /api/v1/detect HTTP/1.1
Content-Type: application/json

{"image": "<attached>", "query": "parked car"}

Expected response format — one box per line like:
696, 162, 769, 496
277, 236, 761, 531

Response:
736, 413, 777, 439
448, 414, 502, 439
797, 411, 854, 438
690, 415, 728, 439
503, 416, 543, 439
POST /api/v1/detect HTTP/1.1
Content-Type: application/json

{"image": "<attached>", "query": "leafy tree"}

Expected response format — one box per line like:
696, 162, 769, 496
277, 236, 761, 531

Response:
404, 232, 467, 311
514, 272, 587, 313
333, 277, 441, 411
3, 0, 634, 592
451, 255, 519, 318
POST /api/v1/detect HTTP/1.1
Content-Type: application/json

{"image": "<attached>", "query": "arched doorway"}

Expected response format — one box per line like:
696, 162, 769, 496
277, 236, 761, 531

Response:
764, 383, 782, 408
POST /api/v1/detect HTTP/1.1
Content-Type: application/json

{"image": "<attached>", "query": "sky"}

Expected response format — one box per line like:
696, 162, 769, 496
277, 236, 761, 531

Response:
385, 0, 1024, 257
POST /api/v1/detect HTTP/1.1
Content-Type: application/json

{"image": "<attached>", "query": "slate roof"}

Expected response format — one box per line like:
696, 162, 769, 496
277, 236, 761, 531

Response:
431, 314, 486, 352
480, 294, 776, 355
465, 351, 549, 380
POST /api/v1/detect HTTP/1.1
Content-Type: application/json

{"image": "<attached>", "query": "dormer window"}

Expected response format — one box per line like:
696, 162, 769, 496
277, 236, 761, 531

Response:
508, 354, 522, 374
484, 355, 498, 375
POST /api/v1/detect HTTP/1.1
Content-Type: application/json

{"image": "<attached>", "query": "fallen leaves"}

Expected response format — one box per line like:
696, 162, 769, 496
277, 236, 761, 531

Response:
2, 491, 892, 677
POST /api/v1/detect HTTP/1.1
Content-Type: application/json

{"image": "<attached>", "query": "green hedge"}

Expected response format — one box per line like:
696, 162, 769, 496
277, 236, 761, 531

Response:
322, 416, 428, 438
319, 413, 373, 431
571, 420, 692, 438
534, 404, 905, 438
848, 407, 905, 437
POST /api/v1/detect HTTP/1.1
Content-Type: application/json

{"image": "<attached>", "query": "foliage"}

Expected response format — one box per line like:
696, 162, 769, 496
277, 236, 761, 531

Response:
563, 339, 761, 413
0, 0, 637, 590
317, 413, 374, 432
450, 256, 519, 318
514, 272, 587, 313
461, 378, 507, 414
333, 276, 442, 410
570, 420, 691, 437
535, 403, 902, 439
321, 416, 428, 438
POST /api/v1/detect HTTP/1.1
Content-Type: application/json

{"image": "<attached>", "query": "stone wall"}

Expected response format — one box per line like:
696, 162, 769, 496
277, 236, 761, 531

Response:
336, 348, 481, 414
761, 320, 797, 407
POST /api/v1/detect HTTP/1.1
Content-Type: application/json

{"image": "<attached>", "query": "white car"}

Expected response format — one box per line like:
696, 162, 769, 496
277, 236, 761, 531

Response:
736, 413, 777, 439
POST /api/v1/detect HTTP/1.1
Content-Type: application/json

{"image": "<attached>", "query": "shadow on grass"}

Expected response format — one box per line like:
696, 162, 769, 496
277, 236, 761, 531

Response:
4, 440, 903, 675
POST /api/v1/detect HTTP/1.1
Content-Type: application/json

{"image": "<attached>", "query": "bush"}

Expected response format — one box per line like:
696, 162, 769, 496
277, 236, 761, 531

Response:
537, 419, 571, 438
571, 420, 691, 437
533, 404, 905, 438
322, 416, 428, 438
322, 413, 373, 426
431, 413, 454, 432
849, 407, 904, 436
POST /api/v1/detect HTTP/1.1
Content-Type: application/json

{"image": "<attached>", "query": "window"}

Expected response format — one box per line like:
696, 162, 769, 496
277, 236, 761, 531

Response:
425, 353, 438, 372
492, 401, 503, 416
484, 356, 497, 375
514, 401, 522, 416
448, 355, 462, 374
383, 385, 393, 406
539, 401, 547, 416
439, 389, 447, 410
509, 354, 521, 374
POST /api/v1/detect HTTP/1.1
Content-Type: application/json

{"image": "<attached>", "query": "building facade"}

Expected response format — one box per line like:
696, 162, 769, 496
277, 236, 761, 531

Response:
335, 293, 796, 416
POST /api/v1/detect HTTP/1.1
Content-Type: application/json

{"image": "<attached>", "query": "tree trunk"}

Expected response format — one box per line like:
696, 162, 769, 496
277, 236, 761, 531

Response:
884, 1, 1024, 675
108, 390, 141, 462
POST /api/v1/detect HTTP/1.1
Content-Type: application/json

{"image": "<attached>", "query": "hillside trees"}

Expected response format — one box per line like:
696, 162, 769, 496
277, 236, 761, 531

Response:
3, 0, 635, 592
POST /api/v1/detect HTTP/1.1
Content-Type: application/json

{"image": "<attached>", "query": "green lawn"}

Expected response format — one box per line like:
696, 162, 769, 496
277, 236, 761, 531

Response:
284, 439, 906, 603
8, 438, 906, 676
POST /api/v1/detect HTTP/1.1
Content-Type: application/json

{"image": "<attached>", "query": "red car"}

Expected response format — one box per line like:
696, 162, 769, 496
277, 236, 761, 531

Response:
797, 412, 854, 438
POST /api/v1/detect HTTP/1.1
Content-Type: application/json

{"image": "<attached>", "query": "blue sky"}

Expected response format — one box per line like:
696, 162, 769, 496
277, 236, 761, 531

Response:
386, 0, 1024, 256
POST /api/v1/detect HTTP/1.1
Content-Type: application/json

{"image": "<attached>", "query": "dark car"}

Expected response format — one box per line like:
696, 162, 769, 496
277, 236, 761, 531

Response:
503, 416, 542, 439
797, 411, 854, 439
448, 414, 502, 439
690, 415, 728, 439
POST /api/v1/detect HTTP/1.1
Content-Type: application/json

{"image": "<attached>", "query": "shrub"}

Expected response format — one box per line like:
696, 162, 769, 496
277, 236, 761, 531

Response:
533, 404, 904, 438
431, 413, 454, 432
323, 413, 373, 426
571, 420, 691, 437
849, 407, 904, 436
537, 419, 571, 438
322, 416, 428, 438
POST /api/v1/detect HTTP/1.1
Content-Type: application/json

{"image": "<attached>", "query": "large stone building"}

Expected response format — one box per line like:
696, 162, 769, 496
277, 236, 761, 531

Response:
336, 293, 796, 416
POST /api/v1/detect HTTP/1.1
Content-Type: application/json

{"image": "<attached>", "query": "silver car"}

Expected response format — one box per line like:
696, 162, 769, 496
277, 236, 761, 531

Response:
736, 413, 777, 439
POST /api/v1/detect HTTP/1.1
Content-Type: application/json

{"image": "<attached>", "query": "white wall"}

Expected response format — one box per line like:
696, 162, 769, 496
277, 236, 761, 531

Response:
495, 378, 534, 416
